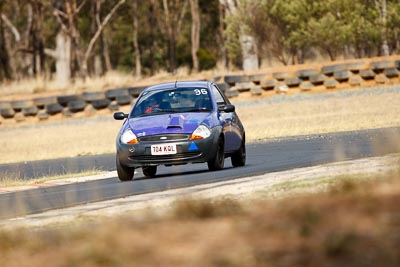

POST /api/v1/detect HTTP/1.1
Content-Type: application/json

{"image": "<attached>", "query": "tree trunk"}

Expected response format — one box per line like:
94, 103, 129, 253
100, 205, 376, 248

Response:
55, 30, 71, 85
81, 0, 125, 77
240, 34, 258, 71
132, 0, 141, 77
189, 0, 200, 72
148, 1, 157, 75
375, 0, 389, 56
217, 2, 228, 69
0, 8, 12, 80
221, 0, 259, 71
161, 0, 187, 73
29, 0, 45, 77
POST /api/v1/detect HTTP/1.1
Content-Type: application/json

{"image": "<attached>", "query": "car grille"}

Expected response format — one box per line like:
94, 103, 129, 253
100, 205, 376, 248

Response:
138, 134, 189, 142
129, 152, 201, 162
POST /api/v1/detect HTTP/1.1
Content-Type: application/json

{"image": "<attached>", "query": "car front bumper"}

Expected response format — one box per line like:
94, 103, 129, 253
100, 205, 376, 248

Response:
116, 129, 221, 168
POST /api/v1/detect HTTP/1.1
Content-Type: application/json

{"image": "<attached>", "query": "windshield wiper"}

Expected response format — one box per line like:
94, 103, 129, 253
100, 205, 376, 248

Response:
184, 108, 212, 113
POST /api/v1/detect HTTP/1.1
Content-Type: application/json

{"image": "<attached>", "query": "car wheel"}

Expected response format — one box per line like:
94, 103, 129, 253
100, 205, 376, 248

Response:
208, 138, 225, 171
116, 156, 134, 181
142, 166, 157, 178
231, 139, 246, 167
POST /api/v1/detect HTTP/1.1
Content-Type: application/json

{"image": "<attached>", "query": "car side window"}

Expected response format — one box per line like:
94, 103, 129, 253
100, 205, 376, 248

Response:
212, 85, 226, 105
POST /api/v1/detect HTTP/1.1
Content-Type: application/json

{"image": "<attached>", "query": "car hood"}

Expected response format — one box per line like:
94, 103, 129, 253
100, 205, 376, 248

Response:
128, 113, 212, 137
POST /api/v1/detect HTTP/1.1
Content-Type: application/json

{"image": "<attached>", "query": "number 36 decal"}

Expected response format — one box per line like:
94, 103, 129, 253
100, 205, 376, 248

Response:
194, 89, 208, 95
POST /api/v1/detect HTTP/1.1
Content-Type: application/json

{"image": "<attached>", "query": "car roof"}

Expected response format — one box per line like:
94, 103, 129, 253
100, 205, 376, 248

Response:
144, 81, 211, 92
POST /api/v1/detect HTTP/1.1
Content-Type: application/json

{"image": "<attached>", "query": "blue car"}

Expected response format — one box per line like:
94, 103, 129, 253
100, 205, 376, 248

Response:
113, 81, 246, 181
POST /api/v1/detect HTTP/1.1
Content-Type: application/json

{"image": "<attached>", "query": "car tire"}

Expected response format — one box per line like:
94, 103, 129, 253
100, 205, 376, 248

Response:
208, 138, 225, 171
231, 138, 246, 167
116, 156, 134, 181
142, 166, 157, 178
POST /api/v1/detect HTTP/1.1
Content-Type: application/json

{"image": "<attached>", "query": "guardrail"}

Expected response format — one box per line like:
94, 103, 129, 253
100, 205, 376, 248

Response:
0, 59, 399, 123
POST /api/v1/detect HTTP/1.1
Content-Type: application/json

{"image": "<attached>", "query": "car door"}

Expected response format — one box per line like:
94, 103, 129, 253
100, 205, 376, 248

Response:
212, 85, 242, 152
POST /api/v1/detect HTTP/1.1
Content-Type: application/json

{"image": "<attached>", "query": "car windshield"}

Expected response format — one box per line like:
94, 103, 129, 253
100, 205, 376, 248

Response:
130, 87, 213, 118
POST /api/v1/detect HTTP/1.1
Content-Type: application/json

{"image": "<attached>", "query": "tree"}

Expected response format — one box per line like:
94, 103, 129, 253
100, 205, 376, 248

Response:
152, 0, 188, 73
0, 3, 12, 80
28, 0, 46, 76
189, 0, 200, 72
132, 0, 141, 77
81, 0, 125, 77
376, 0, 389, 56
221, 0, 259, 71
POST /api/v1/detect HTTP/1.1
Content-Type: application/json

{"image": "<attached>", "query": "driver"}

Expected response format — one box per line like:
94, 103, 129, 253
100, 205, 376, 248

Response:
144, 95, 160, 113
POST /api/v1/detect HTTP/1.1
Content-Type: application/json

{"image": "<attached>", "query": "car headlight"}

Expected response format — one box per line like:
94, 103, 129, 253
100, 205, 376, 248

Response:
190, 125, 211, 140
120, 128, 138, 144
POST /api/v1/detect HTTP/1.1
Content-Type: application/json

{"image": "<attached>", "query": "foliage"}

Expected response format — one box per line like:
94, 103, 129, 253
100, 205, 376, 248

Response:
0, 0, 400, 84
224, 0, 400, 64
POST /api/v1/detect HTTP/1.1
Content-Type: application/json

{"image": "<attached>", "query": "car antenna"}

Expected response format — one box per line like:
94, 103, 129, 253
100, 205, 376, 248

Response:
174, 80, 178, 88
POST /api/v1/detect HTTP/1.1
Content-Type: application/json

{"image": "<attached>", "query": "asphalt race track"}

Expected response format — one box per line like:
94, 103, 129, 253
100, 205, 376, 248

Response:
0, 127, 399, 220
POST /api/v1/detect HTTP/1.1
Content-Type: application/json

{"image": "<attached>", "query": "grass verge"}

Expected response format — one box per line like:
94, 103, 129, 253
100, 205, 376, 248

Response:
0, 170, 399, 267
0, 169, 104, 188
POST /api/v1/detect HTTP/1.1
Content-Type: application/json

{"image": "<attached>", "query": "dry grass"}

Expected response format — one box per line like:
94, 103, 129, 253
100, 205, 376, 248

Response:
0, 172, 399, 267
0, 169, 103, 188
0, 68, 221, 101
236, 89, 400, 140
0, 87, 399, 164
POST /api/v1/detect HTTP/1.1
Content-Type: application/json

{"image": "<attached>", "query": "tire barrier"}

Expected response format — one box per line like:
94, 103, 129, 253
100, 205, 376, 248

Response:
309, 74, 327, 85
37, 110, 49, 120
347, 61, 367, 73
299, 81, 313, 91
0, 102, 11, 109
116, 95, 133, 106
33, 96, 57, 108
272, 72, 290, 81
375, 73, 388, 84
274, 82, 289, 93
384, 68, 399, 78
62, 108, 73, 117
11, 100, 33, 112
248, 73, 267, 84
395, 60, 400, 70
57, 94, 83, 107
1, 108, 15, 119
235, 82, 253, 92
297, 69, 319, 80
68, 100, 86, 113
105, 88, 129, 100
370, 60, 393, 72
22, 106, 38, 117
92, 98, 111, 110
224, 75, 249, 85
324, 78, 338, 89
360, 69, 376, 80
216, 83, 230, 92
260, 79, 277, 90
250, 86, 263, 96
82, 92, 106, 102
349, 76, 363, 86
128, 86, 146, 97
4, 58, 400, 123
14, 113, 25, 122
334, 70, 352, 82
224, 89, 239, 98
108, 102, 120, 111
284, 77, 302, 87
45, 103, 63, 115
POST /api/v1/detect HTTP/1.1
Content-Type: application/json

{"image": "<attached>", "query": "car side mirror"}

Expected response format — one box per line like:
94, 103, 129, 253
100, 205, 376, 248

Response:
114, 112, 128, 120
218, 104, 235, 113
